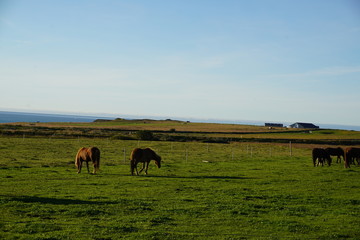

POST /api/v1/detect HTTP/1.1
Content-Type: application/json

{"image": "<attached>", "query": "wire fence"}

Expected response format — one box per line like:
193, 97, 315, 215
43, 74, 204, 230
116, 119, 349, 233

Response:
0, 136, 307, 169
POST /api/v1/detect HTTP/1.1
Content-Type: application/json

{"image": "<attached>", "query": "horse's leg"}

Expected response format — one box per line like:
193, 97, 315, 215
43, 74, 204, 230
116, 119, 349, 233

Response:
135, 162, 139, 175
139, 162, 145, 174
344, 154, 351, 168
317, 158, 322, 166
144, 161, 150, 175
132, 161, 139, 175
86, 161, 90, 173
92, 161, 96, 174
131, 161, 134, 175
78, 161, 82, 173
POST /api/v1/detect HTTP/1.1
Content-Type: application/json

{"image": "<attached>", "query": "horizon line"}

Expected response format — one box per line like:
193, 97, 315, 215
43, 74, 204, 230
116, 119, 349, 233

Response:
1, 108, 360, 131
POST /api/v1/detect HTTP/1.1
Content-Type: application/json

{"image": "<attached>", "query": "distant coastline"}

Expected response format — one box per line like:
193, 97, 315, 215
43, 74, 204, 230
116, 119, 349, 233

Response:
0, 110, 359, 131
0, 111, 107, 124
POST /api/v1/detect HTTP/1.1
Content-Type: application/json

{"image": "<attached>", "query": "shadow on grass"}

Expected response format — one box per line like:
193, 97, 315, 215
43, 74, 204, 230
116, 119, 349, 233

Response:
135, 175, 254, 180
5, 195, 117, 205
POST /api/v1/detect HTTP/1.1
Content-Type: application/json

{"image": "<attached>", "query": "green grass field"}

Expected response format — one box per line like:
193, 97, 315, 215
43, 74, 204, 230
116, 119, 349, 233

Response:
1, 136, 360, 239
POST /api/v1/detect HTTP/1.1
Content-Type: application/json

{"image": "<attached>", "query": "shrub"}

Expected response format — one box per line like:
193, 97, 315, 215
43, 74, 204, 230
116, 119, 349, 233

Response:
136, 130, 154, 141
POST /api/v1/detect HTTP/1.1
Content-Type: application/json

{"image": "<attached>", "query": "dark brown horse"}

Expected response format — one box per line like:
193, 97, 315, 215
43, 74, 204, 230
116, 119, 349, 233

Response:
344, 147, 360, 168
312, 148, 332, 167
325, 147, 345, 163
75, 147, 100, 174
130, 148, 161, 175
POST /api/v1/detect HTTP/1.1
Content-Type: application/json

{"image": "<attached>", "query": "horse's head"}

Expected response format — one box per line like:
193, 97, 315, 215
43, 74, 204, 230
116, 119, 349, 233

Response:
327, 155, 332, 166
155, 155, 161, 168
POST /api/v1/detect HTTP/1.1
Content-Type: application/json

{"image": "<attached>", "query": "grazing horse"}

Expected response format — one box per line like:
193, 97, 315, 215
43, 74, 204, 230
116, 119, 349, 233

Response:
130, 148, 161, 175
325, 147, 345, 163
75, 147, 100, 174
312, 148, 332, 167
344, 147, 360, 168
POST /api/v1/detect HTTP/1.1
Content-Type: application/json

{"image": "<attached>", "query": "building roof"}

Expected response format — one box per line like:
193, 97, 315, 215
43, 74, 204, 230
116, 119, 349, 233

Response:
290, 122, 319, 129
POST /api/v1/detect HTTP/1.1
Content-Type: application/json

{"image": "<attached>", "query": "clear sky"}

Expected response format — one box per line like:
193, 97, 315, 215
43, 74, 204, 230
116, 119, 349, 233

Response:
1, 0, 360, 126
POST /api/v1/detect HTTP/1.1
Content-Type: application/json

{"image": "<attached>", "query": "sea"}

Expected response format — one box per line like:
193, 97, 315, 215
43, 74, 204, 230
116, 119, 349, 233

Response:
0, 110, 359, 131
0, 111, 108, 123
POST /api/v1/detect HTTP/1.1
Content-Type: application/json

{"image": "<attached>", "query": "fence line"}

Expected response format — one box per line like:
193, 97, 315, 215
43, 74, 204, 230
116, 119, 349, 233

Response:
115, 141, 299, 166
7, 137, 300, 167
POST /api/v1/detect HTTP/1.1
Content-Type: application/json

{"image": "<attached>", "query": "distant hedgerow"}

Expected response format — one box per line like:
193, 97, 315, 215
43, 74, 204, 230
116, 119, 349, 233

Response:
136, 130, 154, 141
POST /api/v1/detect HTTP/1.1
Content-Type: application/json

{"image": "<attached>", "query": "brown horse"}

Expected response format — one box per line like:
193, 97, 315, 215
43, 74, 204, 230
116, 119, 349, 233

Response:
130, 148, 161, 175
344, 147, 360, 168
325, 147, 345, 163
312, 148, 332, 167
75, 147, 100, 174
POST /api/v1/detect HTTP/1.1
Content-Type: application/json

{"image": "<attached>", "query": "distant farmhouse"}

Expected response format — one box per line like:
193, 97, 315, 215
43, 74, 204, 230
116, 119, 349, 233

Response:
265, 123, 284, 128
289, 122, 319, 129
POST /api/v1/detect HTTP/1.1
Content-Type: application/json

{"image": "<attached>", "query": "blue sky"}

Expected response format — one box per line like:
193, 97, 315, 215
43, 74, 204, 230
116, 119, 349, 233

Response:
1, 0, 360, 126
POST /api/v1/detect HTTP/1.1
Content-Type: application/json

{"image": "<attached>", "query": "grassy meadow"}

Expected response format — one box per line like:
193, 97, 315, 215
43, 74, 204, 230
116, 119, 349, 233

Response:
1, 133, 360, 239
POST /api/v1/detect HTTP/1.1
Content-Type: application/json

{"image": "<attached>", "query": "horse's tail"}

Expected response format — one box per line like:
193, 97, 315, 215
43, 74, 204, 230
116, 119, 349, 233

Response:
91, 147, 101, 172
326, 152, 332, 166
75, 148, 84, 172
130, 160, 135, 175
129, 149, 135, 175
312, 149, 317, 167
75, 149, 81, 167
129, 148, 140, 175
340, 147, 345, 159
344, 148, 351, 168
129, 148, 137, 161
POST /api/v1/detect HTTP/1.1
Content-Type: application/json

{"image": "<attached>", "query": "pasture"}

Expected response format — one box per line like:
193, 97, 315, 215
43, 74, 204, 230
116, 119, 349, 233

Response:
3, 120, 360, 145
1, 136, 360, 239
